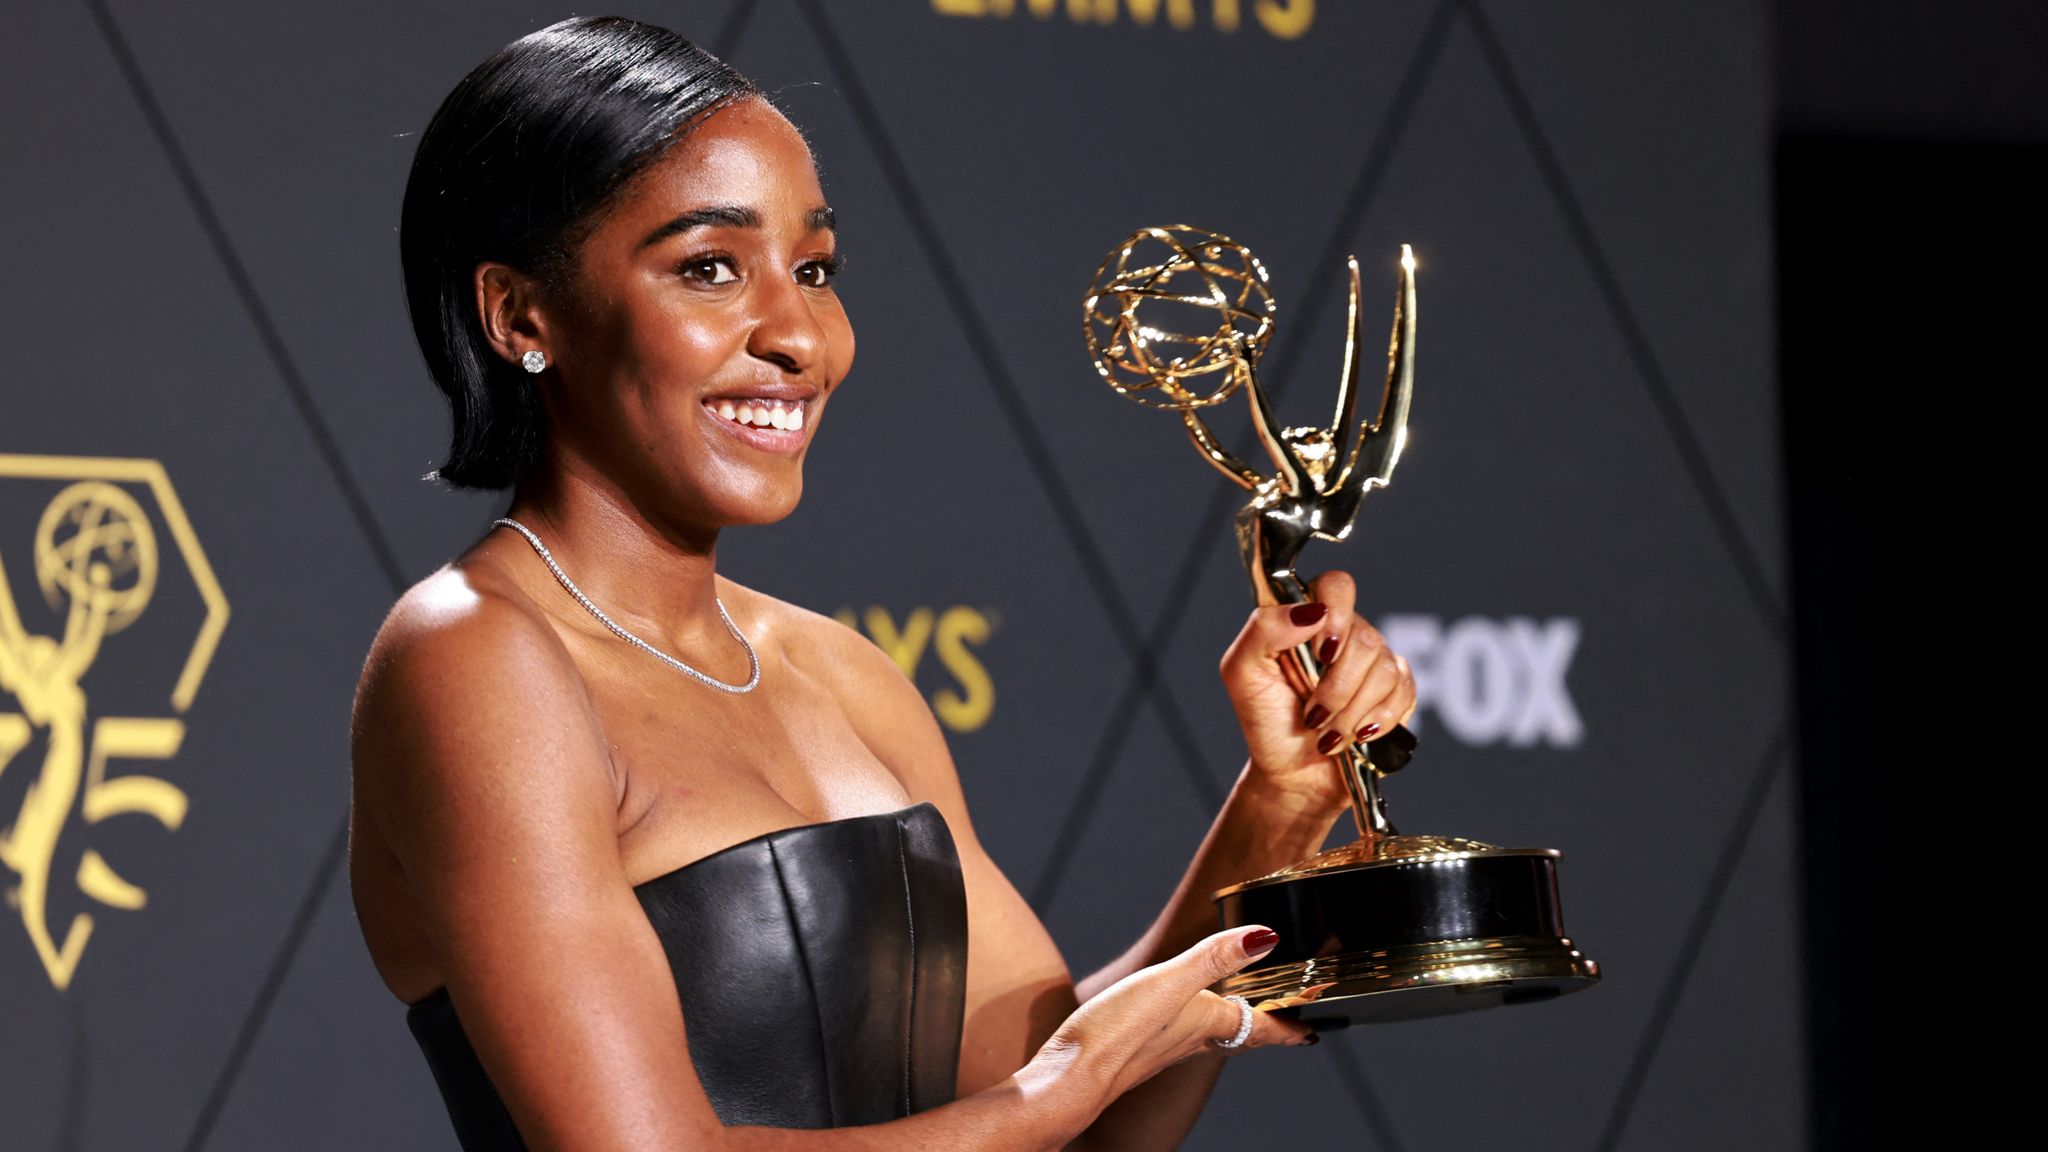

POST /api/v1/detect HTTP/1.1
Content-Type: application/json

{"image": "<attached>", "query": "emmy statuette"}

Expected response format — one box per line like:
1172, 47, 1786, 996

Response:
1082, 226, 1600, 1026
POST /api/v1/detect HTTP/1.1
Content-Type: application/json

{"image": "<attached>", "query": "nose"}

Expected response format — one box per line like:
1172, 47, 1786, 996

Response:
745, 270, 828, 376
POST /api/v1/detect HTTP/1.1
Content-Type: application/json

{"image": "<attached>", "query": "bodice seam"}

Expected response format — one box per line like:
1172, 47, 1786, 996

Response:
894, 816, 916, 1116
766, 835, 839, 1127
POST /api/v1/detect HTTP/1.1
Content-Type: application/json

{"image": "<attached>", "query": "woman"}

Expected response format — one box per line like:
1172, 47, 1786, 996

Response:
349, 15, 1417, 1151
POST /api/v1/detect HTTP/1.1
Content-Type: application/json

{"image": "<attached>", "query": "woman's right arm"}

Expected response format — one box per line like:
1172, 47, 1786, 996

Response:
351, 585, 1288, 1152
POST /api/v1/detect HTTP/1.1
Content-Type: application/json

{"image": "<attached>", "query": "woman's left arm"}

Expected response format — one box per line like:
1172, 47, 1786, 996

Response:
829, 568, 1412, 1149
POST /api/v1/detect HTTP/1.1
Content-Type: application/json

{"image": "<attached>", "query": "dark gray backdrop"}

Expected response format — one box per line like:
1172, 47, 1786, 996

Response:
0, 2, 1794, 1149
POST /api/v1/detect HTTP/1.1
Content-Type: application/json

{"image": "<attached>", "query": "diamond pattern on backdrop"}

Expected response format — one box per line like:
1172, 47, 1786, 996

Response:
3, 2, 1793, 1149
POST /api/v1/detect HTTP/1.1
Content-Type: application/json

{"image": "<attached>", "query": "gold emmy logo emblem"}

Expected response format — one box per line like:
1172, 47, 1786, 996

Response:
0, 455, 227, 991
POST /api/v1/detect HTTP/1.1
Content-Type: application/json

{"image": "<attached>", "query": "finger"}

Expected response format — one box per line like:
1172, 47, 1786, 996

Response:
1394, 655, 1418, 726
1300, 571, 1358, 669
1305, 570, 1357, 620
1247, 1008, 1318, 1049
1218, 601, 1341, 690
1197, 993, 1317, 1053
1330, 641, 1405, 744
1220, 570, 1361, 674
1162, 926, 1282, 997
1301, 618, 1385, 744
1197, 990, 1248, 1048
1349, 652, 1418, 744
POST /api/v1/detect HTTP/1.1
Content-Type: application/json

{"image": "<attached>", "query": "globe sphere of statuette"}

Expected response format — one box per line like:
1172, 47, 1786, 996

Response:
1083, 224, 1276, 411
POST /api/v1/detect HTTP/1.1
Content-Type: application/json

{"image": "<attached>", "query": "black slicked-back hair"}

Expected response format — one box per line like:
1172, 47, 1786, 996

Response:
400, 16, 760, 489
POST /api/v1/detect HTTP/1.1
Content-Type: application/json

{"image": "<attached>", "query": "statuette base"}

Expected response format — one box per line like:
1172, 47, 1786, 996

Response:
1215, 843, 1598, 1026
1219, 934, 1601, 1027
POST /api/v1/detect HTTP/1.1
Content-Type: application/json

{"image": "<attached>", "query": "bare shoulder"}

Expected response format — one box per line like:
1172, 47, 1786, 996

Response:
350, 553, 611, 855
355, 558, 584, 740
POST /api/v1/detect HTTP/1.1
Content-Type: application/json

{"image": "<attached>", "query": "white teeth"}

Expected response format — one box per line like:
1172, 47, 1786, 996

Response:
706, 397, 809, 433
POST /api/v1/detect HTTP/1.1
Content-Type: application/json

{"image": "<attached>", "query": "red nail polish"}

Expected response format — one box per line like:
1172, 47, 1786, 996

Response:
1289, 602, 1328, 626
1318, 635, 1340, 664
1303, 1033, 1320, 1046
1242, 928, 1279, 956
1303, 703, 1330, 728
1316, 730, 1343, 754
1356, 722, 1381, 741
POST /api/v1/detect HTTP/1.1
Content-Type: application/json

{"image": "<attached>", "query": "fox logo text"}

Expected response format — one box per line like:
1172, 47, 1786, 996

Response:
1378, 615, 1582, 749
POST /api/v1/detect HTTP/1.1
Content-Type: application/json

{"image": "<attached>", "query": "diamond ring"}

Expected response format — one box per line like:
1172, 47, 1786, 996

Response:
1213, 994, 1255, 1049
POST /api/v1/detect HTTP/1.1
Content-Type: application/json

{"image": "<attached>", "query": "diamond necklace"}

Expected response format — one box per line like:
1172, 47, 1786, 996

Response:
493, 516, 761, 694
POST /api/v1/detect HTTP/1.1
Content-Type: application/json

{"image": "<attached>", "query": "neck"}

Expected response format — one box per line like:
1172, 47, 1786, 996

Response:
501, 456, 734, 660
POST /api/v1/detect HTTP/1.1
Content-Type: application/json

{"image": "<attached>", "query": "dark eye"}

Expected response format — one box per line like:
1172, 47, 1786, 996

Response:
678, 254, 740, 285
796, 253, 846, 288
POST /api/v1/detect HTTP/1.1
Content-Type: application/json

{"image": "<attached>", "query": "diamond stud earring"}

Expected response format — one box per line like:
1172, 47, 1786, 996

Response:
521, 350, 547, 374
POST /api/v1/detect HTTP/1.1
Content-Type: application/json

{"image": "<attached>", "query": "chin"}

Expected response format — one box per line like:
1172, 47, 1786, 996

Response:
713, 478, 804, 527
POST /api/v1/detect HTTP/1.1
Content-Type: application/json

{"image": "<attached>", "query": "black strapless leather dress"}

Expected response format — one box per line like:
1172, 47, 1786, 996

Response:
405, 801, 968, 1149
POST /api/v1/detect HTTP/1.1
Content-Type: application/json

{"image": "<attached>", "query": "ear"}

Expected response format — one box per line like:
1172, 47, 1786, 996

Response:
473, 261, 559, 370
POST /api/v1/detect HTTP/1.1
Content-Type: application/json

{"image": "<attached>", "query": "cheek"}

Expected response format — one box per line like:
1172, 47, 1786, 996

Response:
641, 299, 742, 374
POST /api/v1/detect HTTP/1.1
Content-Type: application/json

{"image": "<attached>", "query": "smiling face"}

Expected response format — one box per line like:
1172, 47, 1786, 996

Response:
532, 97, 853, 532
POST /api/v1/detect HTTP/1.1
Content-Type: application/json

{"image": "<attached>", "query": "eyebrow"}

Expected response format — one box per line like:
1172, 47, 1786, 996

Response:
637, 204, 838, 250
